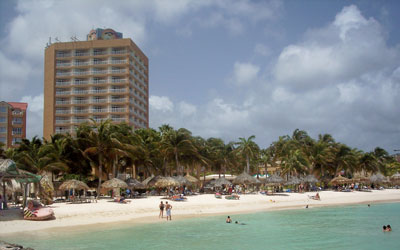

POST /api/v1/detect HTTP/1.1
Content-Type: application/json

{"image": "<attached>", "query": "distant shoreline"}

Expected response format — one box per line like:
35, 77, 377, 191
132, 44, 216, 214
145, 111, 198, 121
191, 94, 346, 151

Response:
1, 190, 400, 236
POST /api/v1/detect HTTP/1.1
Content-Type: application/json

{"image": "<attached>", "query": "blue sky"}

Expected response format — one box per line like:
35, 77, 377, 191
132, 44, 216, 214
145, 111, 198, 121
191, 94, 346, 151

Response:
1, 0, 400, 152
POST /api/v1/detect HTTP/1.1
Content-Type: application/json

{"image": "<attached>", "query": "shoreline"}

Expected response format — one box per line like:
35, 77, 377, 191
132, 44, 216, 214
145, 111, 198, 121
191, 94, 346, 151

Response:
1, 190, 400, 236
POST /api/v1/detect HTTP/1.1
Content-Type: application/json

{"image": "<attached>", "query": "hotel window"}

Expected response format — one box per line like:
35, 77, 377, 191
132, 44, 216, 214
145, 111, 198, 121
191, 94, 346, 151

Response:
0, 107, 6, 113
0, 137, 5, 143
12, 137, 22, 145
12, 127, 22, 135
0, 127, 6, 133
12, 117, 23, 124
0, 117, 5, 123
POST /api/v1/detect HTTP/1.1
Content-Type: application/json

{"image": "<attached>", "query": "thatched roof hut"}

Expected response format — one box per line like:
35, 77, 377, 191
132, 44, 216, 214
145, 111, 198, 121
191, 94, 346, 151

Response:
232, 172, 259, 185
59, 179, 89, 190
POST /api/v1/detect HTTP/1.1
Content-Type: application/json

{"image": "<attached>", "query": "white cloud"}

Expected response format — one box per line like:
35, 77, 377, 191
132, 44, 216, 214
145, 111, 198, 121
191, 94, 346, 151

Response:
178, 101, 197, 116
150, 5, 400, 151
231, 62, 260, 86
149, 95, 174, 112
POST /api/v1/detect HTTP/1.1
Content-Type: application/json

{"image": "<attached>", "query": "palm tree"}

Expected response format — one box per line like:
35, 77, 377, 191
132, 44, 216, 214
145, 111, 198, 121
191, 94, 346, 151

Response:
235, 135, 259, 173
160, 128, 198, 176
81, 119, 124, 194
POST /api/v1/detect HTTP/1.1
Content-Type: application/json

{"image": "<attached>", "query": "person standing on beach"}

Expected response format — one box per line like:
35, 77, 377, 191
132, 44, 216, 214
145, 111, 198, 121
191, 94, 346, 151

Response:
159, 201, 165, 218
165, 201, 172, 221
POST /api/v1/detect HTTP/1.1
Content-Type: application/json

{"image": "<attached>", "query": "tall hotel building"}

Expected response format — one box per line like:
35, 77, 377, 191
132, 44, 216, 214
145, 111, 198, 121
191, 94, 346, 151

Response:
0, 101, 28, 148
43, 28, 149, 139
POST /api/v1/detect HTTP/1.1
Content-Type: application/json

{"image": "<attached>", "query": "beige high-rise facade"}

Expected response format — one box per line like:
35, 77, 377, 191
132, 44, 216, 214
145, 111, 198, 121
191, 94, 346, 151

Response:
43, 28, 149, 139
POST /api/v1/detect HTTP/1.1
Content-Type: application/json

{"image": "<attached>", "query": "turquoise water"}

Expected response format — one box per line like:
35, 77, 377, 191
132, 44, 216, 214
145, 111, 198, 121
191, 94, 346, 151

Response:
3, 202, 400, 250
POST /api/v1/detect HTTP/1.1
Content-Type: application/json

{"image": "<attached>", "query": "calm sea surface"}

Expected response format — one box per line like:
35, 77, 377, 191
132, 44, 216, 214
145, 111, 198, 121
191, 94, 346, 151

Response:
3, 202, 400, 250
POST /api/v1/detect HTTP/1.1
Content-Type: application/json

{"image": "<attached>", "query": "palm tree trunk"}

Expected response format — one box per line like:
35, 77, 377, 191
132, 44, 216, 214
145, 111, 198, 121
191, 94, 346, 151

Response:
246, 154, 250, 173
175, 151, 180, 175
97, 155, 103, 196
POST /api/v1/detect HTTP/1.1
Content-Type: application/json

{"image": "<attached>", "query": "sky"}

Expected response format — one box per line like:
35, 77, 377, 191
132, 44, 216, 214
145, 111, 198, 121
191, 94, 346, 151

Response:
1, 0, 400, 152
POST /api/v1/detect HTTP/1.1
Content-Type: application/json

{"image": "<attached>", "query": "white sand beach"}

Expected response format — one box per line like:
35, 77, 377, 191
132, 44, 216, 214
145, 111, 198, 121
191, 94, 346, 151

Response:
1, 189, 400, 235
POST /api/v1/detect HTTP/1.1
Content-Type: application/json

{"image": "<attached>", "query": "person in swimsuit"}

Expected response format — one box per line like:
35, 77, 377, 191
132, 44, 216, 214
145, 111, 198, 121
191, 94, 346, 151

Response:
165, 201, 172, 221
159, 201, 165, 218
226, 216, 232, 223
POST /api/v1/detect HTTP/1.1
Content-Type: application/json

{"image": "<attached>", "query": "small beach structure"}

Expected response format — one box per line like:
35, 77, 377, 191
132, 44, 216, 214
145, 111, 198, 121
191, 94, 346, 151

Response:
369, 173, 387, 184
351, 173, 370, 184
212, 177, 232, 187
101, 178, 128, 198
286, 176, 302, 185
184, 174, 200, 184
329, 175, 351, 185
390, 173, 400, 184
232, 172, 259, 185
126, 178, 146, 189
155, 177, 180, 188
59, 179, 89, 191
101, 178, 128, 189
264, 174, 284, 186
301, 175, 319, 184
173, 176, 191, 186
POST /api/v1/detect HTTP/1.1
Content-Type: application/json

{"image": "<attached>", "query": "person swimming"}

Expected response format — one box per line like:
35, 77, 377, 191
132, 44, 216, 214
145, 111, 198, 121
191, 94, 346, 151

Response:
226, 216, 232, 223
387, 225, 392, 231
235, 221, 246, 225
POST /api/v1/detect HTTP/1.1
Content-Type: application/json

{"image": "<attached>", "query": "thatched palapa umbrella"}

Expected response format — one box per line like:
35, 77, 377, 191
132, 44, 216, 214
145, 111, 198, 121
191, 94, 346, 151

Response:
213, 177, 232, 187
184, 174, 200, 184
143, 175, 164, 187
390, 173, 400, 184
173, 176, 191, 186
155, 177, 180, 188
232, 172, 259, 185
101, 178, 128, 189
352, 173, 370, 184
301, 175, 319, 184
329, 175, 351, 185
264, 174, 284, 186
286, 176, 301, 185
370, 173, 387, 184
126, 178, 146, 189
59, 179, 90, 191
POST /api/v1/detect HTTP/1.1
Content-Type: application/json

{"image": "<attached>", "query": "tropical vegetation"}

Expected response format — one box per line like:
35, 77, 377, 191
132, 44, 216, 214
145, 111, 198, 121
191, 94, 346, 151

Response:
3, 121, 400, 187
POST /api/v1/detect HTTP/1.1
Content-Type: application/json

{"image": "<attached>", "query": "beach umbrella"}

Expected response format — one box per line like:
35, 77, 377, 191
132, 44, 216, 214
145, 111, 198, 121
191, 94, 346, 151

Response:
265, 174, 284, 186
141, 175, 155, 186
390, 173, 400, 184
143, 175, 165, 187
352, 173, 370, 184
184, 174, 200, 184
59, 179, 89, 191
5, 179, 22, 194
232, 172, 259, 185
173, 176, 191, 186
154, 177, 180, 188
370, 173, 386, 184
126, 178, 146, 189
301, 175, 319, 184
213, 177, 232, 187
329, 175, 351, 185
101, 178, 128, 189
286, 176, 301, 185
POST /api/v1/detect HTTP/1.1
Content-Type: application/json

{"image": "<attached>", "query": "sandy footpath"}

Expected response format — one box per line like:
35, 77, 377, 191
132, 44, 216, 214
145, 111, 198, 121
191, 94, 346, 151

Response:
1, 189, 399, 235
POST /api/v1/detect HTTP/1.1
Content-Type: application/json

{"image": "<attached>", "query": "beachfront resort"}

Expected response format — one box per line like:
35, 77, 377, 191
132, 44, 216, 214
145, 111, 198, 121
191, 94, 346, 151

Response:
1, 2, 400, 248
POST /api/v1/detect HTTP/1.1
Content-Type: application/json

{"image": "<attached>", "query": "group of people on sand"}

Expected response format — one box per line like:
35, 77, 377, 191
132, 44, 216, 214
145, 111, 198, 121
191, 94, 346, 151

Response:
383, 225, 392, 232
159, 201, 172, 220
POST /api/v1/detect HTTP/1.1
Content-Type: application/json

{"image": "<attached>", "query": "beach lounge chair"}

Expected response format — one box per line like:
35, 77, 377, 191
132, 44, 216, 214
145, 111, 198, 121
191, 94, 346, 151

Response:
225, 194, 240, 200
215, 193, 222, 199
23, 200, 55, 220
